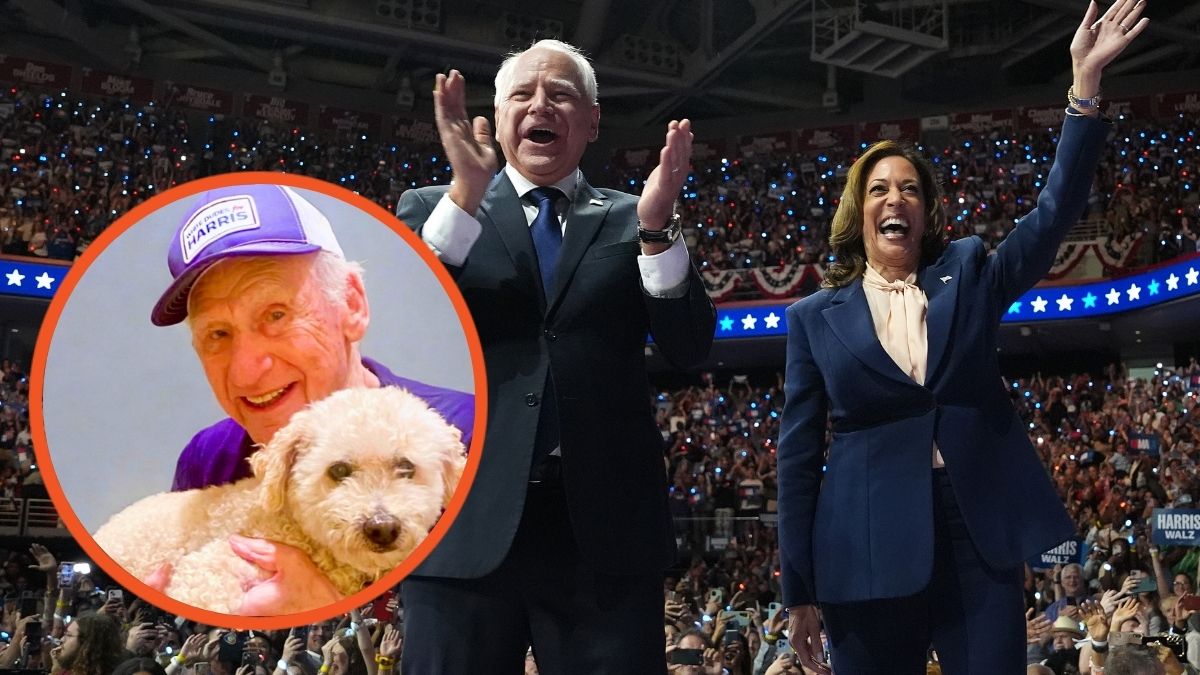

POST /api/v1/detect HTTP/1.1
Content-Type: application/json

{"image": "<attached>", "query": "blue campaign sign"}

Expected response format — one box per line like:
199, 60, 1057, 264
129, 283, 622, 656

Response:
1152, 509, 1200, 547
1028, 537, 1086, 571
1131, 433, 1161, 457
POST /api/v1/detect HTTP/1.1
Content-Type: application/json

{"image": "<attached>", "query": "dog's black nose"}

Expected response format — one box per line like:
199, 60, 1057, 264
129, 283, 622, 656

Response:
364, 515, 400, 547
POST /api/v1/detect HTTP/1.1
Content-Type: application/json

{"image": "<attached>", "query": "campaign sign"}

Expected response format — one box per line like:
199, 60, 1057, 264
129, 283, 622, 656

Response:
1028, 537, 1084, 571
1152, 509, 1200, 547
1131, 432, 1160, 457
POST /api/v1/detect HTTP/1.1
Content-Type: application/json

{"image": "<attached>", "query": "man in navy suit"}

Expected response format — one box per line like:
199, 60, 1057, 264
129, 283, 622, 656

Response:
778, 2, 1150, 673
396, 40, 715, 674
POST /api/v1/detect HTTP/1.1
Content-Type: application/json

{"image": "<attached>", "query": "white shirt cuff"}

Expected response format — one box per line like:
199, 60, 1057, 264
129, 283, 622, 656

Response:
421, 194, 483, 267
638, 237, 691, 298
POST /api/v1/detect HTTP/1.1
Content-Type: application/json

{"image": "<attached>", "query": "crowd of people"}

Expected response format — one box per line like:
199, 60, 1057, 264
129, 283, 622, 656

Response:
655, 358, 1200, 674
622, 114, 1200, 275
0, 541, 404, 675
1, 84, 1197, 287
0, 348, 1199, 673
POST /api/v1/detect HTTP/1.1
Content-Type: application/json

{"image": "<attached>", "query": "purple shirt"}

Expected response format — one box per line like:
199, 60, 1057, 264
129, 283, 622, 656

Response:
171, 357, 474, 491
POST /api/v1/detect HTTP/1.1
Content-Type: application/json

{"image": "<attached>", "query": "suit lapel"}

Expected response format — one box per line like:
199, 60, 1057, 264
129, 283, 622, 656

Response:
919, 256, 962, 385
822, 279, 915, 388
478, 173, 545, 311
546, 178, 611, 315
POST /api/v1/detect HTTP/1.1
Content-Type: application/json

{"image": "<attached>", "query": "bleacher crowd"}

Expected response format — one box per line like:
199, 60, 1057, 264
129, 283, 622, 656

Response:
2, 85, 1197, 287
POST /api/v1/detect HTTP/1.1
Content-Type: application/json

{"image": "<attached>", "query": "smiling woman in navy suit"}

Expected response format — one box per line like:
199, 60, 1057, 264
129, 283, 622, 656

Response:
776, 2, 1150, 673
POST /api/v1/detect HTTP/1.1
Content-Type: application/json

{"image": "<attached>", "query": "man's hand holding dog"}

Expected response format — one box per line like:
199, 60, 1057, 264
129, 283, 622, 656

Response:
230, 535, 341, 615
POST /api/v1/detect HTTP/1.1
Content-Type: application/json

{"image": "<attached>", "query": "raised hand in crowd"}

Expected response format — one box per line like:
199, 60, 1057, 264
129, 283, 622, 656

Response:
764, 651, 801, 675
1026, 608, 1053, 645
1111, 596, 1141, 632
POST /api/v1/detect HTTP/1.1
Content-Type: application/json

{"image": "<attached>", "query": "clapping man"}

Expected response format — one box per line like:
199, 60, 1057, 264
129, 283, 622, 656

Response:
398, 39, 715, 673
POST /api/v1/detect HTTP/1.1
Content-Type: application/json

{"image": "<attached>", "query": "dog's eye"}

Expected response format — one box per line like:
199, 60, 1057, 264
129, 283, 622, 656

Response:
327, 462, 354, 482
395, 459, 415, 479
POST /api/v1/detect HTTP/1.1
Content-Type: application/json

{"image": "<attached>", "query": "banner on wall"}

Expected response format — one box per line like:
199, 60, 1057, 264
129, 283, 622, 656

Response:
1157, 91, 1200, 116
1018, 104, 1066, 129
318, 106, 382, 135
0, 55, 72, 88
692, 137, 727, 162
859, 118, 919, 143
81, 69, 154, 103
951, 109, 1014, 134
796, 125, 855, 152
1104, 95, 1152, 119
243, 94, 309, 125
167, 83, 233, 115
737, 131, 793, 157
392, 117, 440, 145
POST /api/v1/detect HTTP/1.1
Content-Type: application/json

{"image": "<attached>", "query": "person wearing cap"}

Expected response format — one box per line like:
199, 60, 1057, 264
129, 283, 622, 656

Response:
395, 40, 714, 673
153, 184, 473, 491
148, 184, 474, 612
1047, 615, 1089, 675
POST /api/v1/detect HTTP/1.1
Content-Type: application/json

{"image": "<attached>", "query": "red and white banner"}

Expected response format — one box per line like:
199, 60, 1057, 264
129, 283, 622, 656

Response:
737, 131, 793, 157
168, 83, 233, 115
0, 55, 72, 87
1017, 104, 1066, 130
1157, 91, 1200, 116
796, 125, 855, 152
243, 94, 308, 124
318, 106, 382, 135
701, 269, 741, 302
81, 69, 154, 103
1104, 95, 1152, 120
859, 118, 919, 143
951, 109, 1014, 134
392, 117, 440, 145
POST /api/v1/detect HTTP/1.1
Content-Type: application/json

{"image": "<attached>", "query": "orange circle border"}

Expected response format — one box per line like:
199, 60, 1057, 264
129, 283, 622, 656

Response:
29, 171, 488, 630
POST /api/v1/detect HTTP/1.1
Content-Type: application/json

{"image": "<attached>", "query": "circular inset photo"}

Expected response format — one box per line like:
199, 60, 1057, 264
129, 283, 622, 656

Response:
31, 173, 486, 628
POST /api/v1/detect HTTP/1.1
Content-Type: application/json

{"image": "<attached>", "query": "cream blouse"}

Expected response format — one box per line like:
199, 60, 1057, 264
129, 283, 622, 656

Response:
861, 265, 945, 468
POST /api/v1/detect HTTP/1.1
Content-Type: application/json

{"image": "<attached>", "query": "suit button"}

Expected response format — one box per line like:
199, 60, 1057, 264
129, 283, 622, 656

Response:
544, 329, 557, 341
525, 393, 539, 406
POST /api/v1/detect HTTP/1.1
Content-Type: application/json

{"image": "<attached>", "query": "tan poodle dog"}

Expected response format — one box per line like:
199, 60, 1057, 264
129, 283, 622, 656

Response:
93, 386, 467, 615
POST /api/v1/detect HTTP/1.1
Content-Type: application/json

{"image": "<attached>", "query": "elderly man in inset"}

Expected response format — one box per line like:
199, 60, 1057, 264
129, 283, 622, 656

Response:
397, 39, 715, 673
149, 183, 474, 612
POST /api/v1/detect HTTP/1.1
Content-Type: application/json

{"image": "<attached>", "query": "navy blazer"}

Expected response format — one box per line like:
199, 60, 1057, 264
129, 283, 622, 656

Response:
397, 172, 716, 578
777, 113, 1109, 606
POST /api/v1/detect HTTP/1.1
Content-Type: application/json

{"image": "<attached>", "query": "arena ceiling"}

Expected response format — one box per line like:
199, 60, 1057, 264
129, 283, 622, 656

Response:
2, 0, 1199, 131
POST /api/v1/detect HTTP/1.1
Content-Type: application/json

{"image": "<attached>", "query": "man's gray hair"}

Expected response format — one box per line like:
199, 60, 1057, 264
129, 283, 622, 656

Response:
493, 39, 598, 108
1105, 645, 1167, 674
186, 251, 365, 327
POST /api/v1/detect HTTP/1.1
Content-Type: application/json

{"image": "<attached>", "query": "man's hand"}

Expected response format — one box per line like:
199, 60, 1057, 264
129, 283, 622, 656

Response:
433, 70, 498, 215
786, 605, 830, 675
178, 633, 207, 666
320, 636, 338, 666
27, 544, 55, 574
702, 647, 723, 675
281, 632, 304, 663
380, 624, 402, 660
125, 622, 156, 656
1026, 608, 1053, 645
1081, 599, 1111, 642
228, 535, 341, 615
637, 119, 693, 252
764, 652, 800, 675
1111, 597, 1139, 631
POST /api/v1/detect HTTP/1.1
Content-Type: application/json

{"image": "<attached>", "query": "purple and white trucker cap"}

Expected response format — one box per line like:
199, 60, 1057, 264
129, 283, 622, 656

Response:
150, 184, 344, 326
